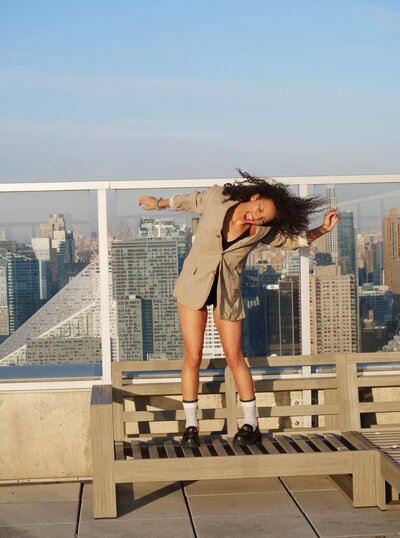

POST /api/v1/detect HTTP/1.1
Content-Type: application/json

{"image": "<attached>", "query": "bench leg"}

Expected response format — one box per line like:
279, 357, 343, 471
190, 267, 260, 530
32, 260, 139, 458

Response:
374, 451, 387, 511
90, 402, 117, 518
93, 475, 117, 519
352, 451, 377, 508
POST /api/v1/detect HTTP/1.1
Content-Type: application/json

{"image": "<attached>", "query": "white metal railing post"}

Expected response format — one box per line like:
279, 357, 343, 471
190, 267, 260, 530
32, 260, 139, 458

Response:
299, 184, 311, 355
97, 188, 112, 385
299, 184, 312, 427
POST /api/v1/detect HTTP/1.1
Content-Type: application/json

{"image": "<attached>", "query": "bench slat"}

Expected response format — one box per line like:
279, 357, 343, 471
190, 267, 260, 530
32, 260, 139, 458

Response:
114, 441, 125, 460
291, 434, 315, 453
261, 438, 280, 454
307, 433, 332, 452
324, 434, 349, 451
229, 443, 247, 456
246, 443, 264, 455
123, 408, 226, 422
131, 441, 145, 460
198, 441, 213, 458
359, 402, 400, 413
358, 375, 400, 388
254, 377, 338, 391
256, 404, 339, 418
342, 432, 372, 451
274, 435, 298, 454
147, 443, 160, 459
163, 440, 178, 459
211, 437, 229, 457
120, 381, 225, 396
181, 446, 196, 458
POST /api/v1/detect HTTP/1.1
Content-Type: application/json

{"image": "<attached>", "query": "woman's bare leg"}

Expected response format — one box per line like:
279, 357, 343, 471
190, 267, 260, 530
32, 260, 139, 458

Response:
178, 302, 208, 401
212, 307, 254, 400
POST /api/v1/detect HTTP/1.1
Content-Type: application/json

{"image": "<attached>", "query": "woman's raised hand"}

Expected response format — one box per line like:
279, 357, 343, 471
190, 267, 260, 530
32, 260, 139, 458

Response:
321, 208, 340, 232
138, 195, 157, 210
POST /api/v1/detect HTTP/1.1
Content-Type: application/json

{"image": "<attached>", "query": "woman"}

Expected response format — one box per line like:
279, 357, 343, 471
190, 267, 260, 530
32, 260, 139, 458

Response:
139, 171, 339, 447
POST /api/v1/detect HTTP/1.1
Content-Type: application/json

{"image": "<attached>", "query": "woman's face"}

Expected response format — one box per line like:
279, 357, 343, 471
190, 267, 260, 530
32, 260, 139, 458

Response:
235, 193, 278, 226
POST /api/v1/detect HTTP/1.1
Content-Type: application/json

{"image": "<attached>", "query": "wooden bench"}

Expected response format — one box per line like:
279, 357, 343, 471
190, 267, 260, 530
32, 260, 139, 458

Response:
90, 353, 400, 518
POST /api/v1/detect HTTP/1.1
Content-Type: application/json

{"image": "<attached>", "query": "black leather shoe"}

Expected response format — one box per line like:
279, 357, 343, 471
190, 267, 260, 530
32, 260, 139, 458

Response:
181, 426, 200, 448
233, 424, 262, 446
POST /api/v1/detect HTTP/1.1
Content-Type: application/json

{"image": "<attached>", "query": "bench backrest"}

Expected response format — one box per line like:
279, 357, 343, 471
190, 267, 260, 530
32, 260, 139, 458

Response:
110, 352, 400, 441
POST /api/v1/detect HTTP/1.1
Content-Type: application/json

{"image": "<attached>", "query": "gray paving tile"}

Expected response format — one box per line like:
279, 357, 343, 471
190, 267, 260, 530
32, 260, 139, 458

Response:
0, 523, 75, 537
187, 491, 298, 517
293, 489, 354, 514
78, 517, 194, 537
183, 478, 285, 496
193, 512, 317, 538
0, 501, 78, 525
281, 475, 337, 491
0, 483, 81, 503
81, 482, 188, 521
309, 508, 400, 537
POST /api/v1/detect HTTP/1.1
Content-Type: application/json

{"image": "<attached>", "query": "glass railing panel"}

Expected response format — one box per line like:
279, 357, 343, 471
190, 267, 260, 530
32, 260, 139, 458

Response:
308, 181, 400, 355
0, 190, 101, 380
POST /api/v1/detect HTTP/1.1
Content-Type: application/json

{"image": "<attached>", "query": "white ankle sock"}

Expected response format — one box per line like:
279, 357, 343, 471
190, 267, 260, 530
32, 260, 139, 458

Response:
182, 399, 199, 429
240, 398, 258, 429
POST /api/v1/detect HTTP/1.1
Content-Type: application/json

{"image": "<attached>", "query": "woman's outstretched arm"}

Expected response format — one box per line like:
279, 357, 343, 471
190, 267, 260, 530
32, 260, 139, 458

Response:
138, 185, 217, 215
306, 208, 339, 244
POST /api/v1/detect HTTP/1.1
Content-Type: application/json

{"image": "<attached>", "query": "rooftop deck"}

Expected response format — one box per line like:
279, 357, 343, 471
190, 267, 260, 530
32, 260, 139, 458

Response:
1, 476, 400, 537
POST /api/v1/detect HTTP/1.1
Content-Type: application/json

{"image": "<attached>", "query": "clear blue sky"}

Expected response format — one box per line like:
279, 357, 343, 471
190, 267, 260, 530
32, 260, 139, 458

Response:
1, 0, 399, 180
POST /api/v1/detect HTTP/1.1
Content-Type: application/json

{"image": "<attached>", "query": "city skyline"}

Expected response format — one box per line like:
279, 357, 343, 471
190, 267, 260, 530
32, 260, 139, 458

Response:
0, 212, 397, 368
1, 181, 400, 369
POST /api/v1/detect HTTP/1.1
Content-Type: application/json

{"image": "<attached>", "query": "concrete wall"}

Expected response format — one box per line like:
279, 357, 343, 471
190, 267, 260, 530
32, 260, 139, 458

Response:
0, 390, 92, 482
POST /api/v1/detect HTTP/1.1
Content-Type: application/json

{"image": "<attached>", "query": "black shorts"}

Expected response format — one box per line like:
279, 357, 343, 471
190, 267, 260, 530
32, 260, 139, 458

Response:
205, 273, 218, 306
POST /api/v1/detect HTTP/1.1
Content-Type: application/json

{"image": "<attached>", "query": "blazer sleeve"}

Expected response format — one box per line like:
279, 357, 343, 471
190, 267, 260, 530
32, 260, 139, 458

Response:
260, 228, 309, 250
169, 185, 217, 215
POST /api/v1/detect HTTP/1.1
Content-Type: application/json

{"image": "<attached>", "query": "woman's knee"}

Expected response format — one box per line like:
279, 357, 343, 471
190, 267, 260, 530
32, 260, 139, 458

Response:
182, 352, 203, 372
225, 352, 246, 371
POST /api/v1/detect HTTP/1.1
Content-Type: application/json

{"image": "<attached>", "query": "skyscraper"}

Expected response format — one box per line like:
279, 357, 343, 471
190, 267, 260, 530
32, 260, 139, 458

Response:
310, 266, 358, 353
35, 214, 76, 294
31, 237, 52, 302
111, 237, 184, 360
0, 254, 9, 339
337, 211, 357, 277
0, 247, 40, 335
383, 208, 400, 294
325, 185, 338, 264
262, 277, 300, 356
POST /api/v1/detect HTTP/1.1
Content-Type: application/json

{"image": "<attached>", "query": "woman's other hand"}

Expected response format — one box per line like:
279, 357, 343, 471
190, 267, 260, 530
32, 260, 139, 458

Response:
321, 208, 340, 232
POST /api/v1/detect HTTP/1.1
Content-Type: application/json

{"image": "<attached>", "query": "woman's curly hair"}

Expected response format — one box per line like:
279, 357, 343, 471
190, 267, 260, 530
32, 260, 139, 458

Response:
223, 170, 324, 238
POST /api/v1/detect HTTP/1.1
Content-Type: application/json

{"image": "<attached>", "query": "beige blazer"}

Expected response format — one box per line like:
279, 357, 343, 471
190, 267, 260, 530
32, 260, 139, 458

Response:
172, 185, 307, 321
